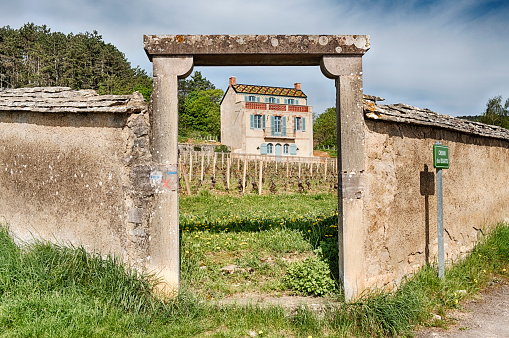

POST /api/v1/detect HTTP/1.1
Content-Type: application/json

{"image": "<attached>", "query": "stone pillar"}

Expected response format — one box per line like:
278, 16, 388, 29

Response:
150, 56, 193, 294
321, 55, 365, 301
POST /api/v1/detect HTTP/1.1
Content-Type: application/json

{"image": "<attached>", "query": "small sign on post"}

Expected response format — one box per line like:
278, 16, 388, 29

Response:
433, 142, 449, 279
433, 144, 450, 169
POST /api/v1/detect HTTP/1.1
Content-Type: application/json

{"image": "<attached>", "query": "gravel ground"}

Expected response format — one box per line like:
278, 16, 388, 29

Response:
414, 281, 509, 338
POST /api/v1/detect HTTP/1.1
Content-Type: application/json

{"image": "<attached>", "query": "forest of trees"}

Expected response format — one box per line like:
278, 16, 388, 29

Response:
0, 23, 152, 99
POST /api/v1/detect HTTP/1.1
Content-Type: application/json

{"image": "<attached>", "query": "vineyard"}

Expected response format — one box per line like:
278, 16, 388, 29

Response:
178, 151, 338, 196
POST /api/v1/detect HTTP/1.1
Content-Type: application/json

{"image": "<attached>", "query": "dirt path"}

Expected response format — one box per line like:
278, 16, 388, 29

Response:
414, 281, 509, 337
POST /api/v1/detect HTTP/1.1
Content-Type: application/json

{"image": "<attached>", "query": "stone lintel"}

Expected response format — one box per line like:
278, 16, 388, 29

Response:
144, 35, 370, 66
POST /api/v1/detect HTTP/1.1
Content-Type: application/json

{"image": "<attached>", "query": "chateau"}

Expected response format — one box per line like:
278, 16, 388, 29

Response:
220, 77, 314, 157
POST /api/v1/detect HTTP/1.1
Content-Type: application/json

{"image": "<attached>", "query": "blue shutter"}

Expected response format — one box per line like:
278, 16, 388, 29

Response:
302, 118, 306, 132
244, 95, 248, 102
270, 115, 275, 136
265, 97, 268, 103
296, 100, 299, 105
277, 98, 280, 104
284, 98, 288, 104
294, 117, 297, 131
261, 143, 267, 155
282, 117, 286, 137
250, 114, 254, 129
262, 115, 265, 129
257, 96, 260, 102
290, 144, 297, 155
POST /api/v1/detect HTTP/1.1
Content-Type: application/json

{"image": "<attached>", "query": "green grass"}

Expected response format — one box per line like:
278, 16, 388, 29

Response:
179, 193, 339, 298
1, 198, 509, 337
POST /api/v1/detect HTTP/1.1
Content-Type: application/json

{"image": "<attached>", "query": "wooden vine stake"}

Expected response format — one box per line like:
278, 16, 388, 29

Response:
212, 153, 217, 176
242, 158, 247, 194
258, 159, 263, 195
200, 153, 205, 181
226, 157, 231, 191
180, 157, 192, 195
189, 152, 193, 182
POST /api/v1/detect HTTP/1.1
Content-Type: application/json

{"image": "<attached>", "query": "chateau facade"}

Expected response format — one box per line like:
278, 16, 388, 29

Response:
220, 77, 314, 157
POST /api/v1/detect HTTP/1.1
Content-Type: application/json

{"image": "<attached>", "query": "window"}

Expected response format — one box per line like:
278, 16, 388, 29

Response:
250, 114, 263, 129
268, 97, 276, 103
283, 144, 289, 154
270, 115, 286, 136
247, 95, 256, 102
290, 144, 297, 155
294, 117, 306, 132
273, 116, 281, 135
267, 143, 273, 154
287, 98, 295, 105
261, 143, 267, 154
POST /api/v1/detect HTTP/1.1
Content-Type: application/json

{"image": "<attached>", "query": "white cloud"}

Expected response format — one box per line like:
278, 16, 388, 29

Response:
1, 0, 508, 116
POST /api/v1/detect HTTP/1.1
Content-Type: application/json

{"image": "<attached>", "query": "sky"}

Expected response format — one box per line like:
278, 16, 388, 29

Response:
2, 0, 508, 117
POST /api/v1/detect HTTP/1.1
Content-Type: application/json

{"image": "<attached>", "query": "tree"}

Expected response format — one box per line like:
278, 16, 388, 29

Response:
178, 71, 215, 101
313, 107, 337, 147
478, 96, 509, 129
178, 71, 218, 136
0, 23, 153, 99
181, 88, 224, 137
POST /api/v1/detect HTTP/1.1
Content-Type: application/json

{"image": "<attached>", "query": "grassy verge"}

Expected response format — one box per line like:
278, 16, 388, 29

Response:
1, 204, 508, 336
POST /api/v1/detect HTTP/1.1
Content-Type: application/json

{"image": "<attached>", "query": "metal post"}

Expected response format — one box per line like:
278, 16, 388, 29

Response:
436, 141, 445, 279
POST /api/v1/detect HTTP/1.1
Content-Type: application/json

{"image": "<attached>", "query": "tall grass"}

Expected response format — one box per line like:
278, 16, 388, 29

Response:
1, 221, 508, 337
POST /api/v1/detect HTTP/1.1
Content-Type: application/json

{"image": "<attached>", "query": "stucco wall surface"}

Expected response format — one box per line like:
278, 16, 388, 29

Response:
363, 102, 509, 289
0, 87, 152, 268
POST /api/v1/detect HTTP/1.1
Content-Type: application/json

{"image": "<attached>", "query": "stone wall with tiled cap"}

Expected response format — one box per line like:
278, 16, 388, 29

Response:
0, 87, 154, 270
362, 98, 509, 289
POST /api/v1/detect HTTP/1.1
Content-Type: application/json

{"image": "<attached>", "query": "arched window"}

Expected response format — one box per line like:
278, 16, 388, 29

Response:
283, 144, 289, 154
267, 143, 273, 154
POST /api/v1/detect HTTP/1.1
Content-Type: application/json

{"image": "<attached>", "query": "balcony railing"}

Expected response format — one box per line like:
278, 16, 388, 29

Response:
263, 126, 296, 139
244, 102, 309, 113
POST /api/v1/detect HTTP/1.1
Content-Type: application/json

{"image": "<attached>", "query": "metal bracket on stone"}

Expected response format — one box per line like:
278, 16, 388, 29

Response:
341, 171, 364, 199
128, 207, 144, 224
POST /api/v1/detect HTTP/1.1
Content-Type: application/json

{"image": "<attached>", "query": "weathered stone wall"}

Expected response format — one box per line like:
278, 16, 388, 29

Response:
363, 101, 509, 288
0, 87, 153, 269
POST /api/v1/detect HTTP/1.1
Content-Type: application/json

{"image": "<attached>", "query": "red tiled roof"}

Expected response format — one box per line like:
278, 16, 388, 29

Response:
232, 84, 306, 98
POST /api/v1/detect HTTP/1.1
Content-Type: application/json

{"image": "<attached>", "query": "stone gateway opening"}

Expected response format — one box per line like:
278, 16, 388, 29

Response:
144, 34, 370, 301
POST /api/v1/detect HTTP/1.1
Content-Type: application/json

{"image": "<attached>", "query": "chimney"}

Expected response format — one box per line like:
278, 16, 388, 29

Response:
229, 77, 236, 86
294, 83, 301, 90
